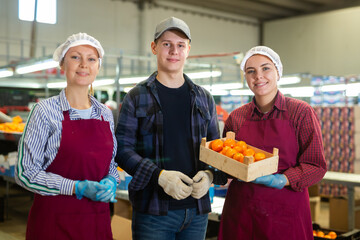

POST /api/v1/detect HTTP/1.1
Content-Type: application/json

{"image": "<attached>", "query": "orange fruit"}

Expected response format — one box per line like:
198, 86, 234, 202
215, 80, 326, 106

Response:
223, 139, 236, 148
225, 148, 237, 158
244, 148, 255, 156
317, 231, 325, 237
220, 146, 231, 155
233, 146, 243, 153
211, 139, 223, 152
233, 153, 244, 163
328, 231, 337, 239
324, 235, 331, 239
223, 146, 231, 152
235, 141, 247, 153
254, 152, 266, 161
313, 230, 317, 236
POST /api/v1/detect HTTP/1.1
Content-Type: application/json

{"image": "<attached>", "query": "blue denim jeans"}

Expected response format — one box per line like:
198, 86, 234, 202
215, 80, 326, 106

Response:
132, 208, 208, 240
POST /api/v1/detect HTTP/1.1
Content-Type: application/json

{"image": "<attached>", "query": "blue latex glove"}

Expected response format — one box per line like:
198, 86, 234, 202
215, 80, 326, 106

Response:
75, 180, 108, 200
252, 174, 287, 189
96, 175, 118, 203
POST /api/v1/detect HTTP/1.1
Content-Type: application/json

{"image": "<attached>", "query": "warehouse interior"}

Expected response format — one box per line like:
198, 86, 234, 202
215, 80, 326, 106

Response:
1, 0, 360, 239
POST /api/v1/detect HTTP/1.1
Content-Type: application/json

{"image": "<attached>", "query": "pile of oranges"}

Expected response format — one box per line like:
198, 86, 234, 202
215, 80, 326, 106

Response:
313, 230, 337, 239
0, 116, 25, 133
209, 138, 266, 163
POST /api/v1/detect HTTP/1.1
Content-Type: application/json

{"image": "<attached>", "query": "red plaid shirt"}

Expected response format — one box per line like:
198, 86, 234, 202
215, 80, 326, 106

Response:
224, 91, 327, 192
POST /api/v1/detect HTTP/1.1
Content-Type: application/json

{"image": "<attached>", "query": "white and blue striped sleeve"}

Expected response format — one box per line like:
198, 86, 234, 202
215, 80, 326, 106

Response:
15, 103, 75, 196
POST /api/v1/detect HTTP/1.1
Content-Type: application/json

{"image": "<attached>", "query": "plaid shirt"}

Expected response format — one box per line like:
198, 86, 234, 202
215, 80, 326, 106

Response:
115, 72, 225, 215
224, 91, 327, 191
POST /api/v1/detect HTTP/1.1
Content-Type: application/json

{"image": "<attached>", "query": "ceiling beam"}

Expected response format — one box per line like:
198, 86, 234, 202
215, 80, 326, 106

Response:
255, 0, 316, 12
206, 0, 298, 15
162, 0, 275, 20
300, 0, 339, 5
302, 0, 360, 13
165, 0, 297, 20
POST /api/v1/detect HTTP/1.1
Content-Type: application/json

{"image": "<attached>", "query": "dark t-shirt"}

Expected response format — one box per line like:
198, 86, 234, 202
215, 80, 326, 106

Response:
155, 79, 197, 210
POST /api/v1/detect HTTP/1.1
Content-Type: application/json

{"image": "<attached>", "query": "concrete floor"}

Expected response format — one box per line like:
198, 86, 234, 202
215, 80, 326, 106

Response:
0, 180, 331, 240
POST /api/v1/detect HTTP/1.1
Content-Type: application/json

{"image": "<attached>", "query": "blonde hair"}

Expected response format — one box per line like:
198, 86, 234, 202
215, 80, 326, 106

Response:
89, 84, 94, 96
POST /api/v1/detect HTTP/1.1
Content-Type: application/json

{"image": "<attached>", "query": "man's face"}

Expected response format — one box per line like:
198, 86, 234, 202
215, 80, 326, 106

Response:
151, 30, 191, 74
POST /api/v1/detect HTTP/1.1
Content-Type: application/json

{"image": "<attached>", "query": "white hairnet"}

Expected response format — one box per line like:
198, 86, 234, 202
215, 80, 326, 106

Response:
53, 32, 104, 67
240, 46, 283, 78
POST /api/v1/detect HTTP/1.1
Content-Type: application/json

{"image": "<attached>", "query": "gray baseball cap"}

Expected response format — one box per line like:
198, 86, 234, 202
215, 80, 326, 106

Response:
154, 17, 191, 42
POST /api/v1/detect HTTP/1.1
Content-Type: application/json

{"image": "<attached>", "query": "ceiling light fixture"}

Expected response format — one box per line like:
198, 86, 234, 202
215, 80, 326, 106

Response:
92, 70, 223, 88
0, 68, 14, 78
278, 76, 301, 85
279, 86, 315, 97
230, 89, 253, 96
203, 82, 243, 91
47, 81, 66, 88
15, 58, 58, 75
187, 71, 222, 79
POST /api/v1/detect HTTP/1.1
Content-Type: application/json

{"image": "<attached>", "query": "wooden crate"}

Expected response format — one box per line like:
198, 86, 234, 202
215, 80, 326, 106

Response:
199, 131, 279, 182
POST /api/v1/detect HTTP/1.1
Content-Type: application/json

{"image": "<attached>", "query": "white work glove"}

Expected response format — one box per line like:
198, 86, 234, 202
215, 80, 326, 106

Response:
191, 170, 213, 199
158, 170, 193, 200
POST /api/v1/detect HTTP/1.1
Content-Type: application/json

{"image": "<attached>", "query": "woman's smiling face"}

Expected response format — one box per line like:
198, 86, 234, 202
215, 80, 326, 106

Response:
244, 54, 279, 98
61, 45, 100, 88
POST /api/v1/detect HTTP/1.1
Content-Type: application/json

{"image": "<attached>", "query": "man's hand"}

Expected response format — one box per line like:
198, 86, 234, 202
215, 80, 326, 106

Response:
191, 170, 213, 199
158, 170, 193, 200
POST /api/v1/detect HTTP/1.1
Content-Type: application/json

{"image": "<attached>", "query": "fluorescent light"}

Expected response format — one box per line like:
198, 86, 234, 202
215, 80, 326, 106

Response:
279, 86, 315, 97
118, 71, 222, 85
203, 82, 243, 91
230, 89, 253, 95
210, 90, 229, 96
93, 79, 115, 87
230, 86, 315, 97
278, 76, 301, 86
0, 80, 43, 88
16, 58, 58, 74
105, 71, 223, 86
187, 71, 222, 79
321, 84, 347, 92
345, 83, 360, 97
0, 68, 14, 78
119, 76, 148, 85
47, 81, 66, 88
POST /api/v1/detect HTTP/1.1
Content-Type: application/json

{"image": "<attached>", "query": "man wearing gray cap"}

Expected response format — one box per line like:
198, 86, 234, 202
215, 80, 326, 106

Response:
115, 17, 226, 239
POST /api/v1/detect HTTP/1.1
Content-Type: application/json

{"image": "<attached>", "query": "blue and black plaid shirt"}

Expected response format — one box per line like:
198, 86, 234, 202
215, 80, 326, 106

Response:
115, 72, 226, 216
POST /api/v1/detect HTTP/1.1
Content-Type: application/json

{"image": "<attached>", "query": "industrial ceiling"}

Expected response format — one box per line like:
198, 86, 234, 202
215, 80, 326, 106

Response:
118, 0, 360, 21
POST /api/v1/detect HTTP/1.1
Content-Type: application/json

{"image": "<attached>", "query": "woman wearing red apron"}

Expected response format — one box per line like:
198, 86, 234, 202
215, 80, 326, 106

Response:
218, 46, 327, 240
15, 33, 119, 240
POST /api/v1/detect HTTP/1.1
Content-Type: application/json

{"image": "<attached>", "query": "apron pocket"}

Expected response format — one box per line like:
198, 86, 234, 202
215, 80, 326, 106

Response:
55, 211, 112, 240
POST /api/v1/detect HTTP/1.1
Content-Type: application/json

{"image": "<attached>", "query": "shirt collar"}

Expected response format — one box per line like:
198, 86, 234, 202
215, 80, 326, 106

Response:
250, 90, 287, 116
146, 71, 196, 91
59, 89, 71, 112
59, 89, 104, 118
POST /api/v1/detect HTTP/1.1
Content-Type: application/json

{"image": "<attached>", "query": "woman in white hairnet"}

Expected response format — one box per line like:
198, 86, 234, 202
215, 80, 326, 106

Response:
15, 33, 119, 240
218, 46, 327, 240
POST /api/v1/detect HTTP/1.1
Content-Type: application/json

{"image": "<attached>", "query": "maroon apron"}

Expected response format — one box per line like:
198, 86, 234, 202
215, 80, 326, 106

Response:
26, 111, 114, 240
218, 111, 313, 240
